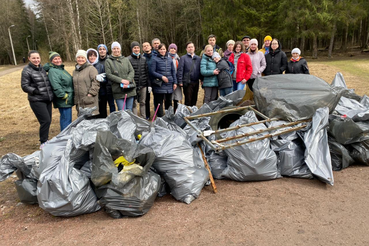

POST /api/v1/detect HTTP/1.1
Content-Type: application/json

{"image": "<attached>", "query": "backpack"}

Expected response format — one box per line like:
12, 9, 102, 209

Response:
226, 60, 235, 75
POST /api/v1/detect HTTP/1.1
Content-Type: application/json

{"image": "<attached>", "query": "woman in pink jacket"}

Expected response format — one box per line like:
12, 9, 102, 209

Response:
247, 39, 266, 91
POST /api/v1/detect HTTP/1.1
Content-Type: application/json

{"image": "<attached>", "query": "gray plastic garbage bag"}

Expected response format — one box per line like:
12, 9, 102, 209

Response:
125, 110, 151, 134
207, 150, 228, 179
253, 74, 344, 121
37, 135, 101, 217
0, 153, 22, 182
360, 95, 369, 108
299, 107, 334, 185
334, 96, 369, 121
328, 137, 354, 171
349, 140, 369, 166
328, 115, 369, 144
220, 111, 279, 181
162, 104, 198, 129
331, 72, 361, 101
107, 111, 137, 142
92, 131, 160, 217
15, 179, 38, 204
140, 125, 209, 204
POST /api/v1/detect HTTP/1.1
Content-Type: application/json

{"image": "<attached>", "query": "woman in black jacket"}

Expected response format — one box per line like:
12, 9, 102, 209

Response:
286, 48, 310, 74
264, 39, 287, 76
21, 50, 54, 148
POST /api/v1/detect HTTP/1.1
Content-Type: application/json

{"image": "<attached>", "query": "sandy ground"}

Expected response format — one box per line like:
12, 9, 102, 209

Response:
1, 57, 369, 245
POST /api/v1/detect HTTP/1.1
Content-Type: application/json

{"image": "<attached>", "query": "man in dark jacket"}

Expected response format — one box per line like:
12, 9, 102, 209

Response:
128, 41, 149, 118
97, 44, 116, 117
143, 41, 154, 119
177, 41, 202, 106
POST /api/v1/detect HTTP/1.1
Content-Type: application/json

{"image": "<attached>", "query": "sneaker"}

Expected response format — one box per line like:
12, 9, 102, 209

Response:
40, 141, 48, 149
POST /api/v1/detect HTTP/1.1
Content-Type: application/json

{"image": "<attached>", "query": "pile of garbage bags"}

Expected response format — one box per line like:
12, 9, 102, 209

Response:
0, 73, 368, 218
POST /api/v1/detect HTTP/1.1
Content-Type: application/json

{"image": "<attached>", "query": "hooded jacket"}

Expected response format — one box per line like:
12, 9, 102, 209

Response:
200, 44, 224, 58
105, 55, 136, 99
286, 57, 310, 74
44, 62, 74, 108
216, 58, 233, 89
228, 52, 253, 82
72, 62, 100, 115
128, 54, 149, 88
21, 62, 54, 102
264, 40, 287, 75
200, 54, 218, 87
150, 52, 177, 94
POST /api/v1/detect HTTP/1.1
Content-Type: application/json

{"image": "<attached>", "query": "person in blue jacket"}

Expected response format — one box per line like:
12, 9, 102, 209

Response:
201, 44, 219, 104
150, 43, 177, 117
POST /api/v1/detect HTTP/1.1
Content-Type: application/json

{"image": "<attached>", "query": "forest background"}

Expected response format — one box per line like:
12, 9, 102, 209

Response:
1, 0, 369, 64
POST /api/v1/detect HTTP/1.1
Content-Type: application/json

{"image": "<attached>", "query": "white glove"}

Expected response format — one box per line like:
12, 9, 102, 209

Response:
96, 73, 106, 82
147, 86, 152, 94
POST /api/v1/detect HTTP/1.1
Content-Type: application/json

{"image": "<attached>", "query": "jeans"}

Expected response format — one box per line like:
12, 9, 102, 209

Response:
116, 97, 134, 111
233, 80, 246, 91
219, 87, 233, 96
59, 107, 72, 131
29, 101, 52, 144
153, 93, 172, 117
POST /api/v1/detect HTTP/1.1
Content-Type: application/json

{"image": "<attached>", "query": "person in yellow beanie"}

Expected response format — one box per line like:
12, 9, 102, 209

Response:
260, 35, 272, 54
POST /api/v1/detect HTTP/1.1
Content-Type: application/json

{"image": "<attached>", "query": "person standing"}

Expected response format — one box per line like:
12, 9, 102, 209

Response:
73, 50, 100, 115
143, 41, 154, 119
97, 44, 116, 117
44, 51, 74, 132
241, 35, 251, 52
21, 50, 54, 148
105, 42, 136, 111
260, 35, 272, 55
168, 43, 181, 112
200, 34, 224, 57
151, 38, 161, 56
264, 39, 287, 76
150, 43, 177, 117
128, 41, 149, 118
247, 39, 266, 91
224, 40, 235, 60
228, 41, 253, 91
212, 52, 233, 96
286, 48, 310, 74
177, 41, 202, 107
201, 44, 219, 104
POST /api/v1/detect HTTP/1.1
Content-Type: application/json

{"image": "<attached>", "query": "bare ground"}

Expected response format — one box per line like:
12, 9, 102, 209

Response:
1, 57, 369, 245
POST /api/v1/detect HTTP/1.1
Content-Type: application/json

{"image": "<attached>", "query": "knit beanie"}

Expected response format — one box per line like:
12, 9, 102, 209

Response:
131, 41, 140, 50
291, 48, 301, 55
168, 43, 177, 51
249, 39, 258, 46
111, 41, 121, 50
212, 52, 221, 59
226, 40, 235, 47
264, 35, 272, 42
75, 50, 87, 60
49, 51, 60, 62
97, 44, 108, 52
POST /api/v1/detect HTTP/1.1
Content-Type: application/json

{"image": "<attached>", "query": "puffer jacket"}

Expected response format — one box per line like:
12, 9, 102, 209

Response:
216, 58, 233, 89
200, 44, 224, 58
44, 63, 74, 108
73, 62, 100, 115
21, 62, 54, 102
286, 57, 310, 74
97, 56, 113, 96
247, 50, 266, 79
150, 52, 177, 94
128, 54, 149, 88
264, 40, 287, 75
228, 52, 253, 82
105, 55, 136, 99
200, 54, 218, 87
143, 52, 154, 85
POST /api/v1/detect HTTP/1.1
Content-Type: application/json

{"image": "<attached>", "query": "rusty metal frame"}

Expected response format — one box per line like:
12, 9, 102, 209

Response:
183, 106, 310, 151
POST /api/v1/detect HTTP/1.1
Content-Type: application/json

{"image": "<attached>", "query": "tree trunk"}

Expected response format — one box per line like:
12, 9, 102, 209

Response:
328, 21, 336, 58
136, 7, 142, 44
66, 0, 79, 54
105, 0, 114, 43
312, 33, 318, 59
41, 9, 52, 50
342, 21, 349, 51
60, 7, 71, 61
75, 0, 82, 48
301, 36, 305, 53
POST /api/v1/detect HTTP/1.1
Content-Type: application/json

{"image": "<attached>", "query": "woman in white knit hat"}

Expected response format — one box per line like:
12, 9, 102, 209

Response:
72, 49, 100, 116
224, 39, 235, 60
286, 48, 310, 74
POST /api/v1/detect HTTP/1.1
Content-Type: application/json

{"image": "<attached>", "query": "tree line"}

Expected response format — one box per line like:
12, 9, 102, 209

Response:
1, 0, 369, 65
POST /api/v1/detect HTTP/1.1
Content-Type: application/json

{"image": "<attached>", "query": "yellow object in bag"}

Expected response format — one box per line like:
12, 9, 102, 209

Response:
114, 156, 136, 167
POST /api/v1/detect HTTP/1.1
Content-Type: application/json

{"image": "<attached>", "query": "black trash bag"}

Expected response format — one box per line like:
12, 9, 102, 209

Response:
107, 111, 137, 143
140, 125, 209, 204
183, 116, 212, 146
328, 137, 354, 171
155, 117, 188, 137
253, 74, 345, 121
331, 72, 361, 101
298, 107, 334, 185
223, 89, 246, 105
92, 131, 160, 217
328, 115, 369, 144
348, 140, 369, 166
207, 150, 228, 180
220, 111, 280, 181
334, 96, 369, 121
162, 104, 198, 129
125, 110, 151, 135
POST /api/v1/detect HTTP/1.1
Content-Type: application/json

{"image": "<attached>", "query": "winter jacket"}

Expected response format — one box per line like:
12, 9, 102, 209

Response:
200, 54, 218, 88
264, 41, 287, 75
128, 54, 149, 88
177, 53, 202, 85
247, 50, 266, 79
150, 52, 177, 94
143, 52, 154, 85
200, 44, 224, 57
216, 58, 233, 89
97, 56, 113, 96
260, 45, 270, 55
21, 62, 54, 102
73, 62, 100, 115
228, 52, 253, 82
44, 63, 74, 108
286, 57, 310, 74
105, 55, 136, 99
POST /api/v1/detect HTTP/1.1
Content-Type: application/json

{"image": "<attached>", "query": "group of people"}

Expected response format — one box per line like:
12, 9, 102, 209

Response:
21, 34, 309, 148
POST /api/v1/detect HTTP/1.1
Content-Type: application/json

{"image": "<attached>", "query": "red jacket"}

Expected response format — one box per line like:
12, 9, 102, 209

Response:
229, 53, 253, 82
